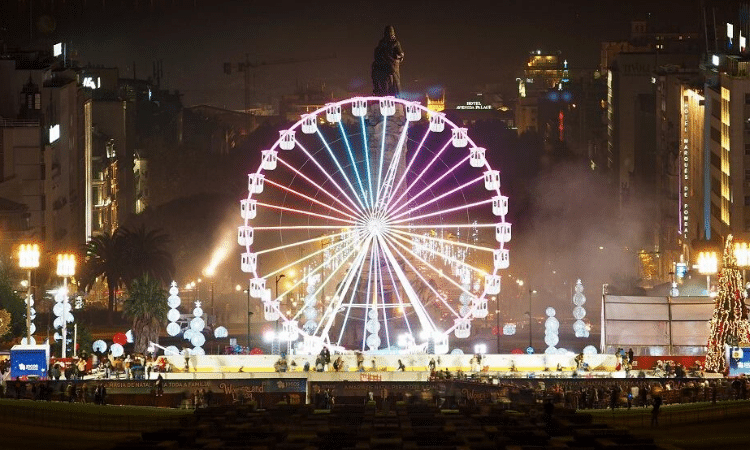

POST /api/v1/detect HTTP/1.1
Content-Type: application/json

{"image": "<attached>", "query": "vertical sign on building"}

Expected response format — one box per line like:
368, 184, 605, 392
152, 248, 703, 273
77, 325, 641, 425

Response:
681, 94, 689, 236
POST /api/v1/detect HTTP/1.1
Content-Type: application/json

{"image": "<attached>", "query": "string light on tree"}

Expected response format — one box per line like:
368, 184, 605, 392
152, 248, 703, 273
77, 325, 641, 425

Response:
705, 234, 750, 373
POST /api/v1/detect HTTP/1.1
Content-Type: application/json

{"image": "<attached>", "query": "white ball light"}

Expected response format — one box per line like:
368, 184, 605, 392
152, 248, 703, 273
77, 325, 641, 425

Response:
190, 317, 205, 332
583, 345, 598, 355
214, 326, 228, 338
167, 295, 181, 308
110, 343, 124, 357
126, 330, 134, 343
164, 345, 180, 356
193, 307, 203, 317
544, 334, 559, 347
191, 346, 205, 356
545, 307, 556, 317
21, 336, 36, 345
573, 306, 586, 320
183, 329, 195, 341
92, 340, 107, 352
166, 322, 181, 337
503, 323, 516, 335
190, 333, 206, 347
167, 308, 181, 322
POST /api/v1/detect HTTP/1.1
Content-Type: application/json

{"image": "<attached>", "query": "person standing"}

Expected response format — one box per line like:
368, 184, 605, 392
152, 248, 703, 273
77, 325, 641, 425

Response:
155, 374, 164, 397
397, 360, 406, 371
651, 395, 662, 426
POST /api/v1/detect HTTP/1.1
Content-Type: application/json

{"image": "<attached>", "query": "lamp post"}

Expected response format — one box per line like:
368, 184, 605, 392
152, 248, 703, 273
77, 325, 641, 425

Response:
494, 296, 500, 354
697, 251, 719, 294
18, 244, 40, 344
239, 283, 253, 351
525, 289, 537, 352
57, 253, 76, 358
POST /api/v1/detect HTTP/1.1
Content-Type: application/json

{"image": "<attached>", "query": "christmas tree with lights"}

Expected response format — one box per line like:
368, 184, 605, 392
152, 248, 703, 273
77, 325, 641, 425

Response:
705, 235, 750, 373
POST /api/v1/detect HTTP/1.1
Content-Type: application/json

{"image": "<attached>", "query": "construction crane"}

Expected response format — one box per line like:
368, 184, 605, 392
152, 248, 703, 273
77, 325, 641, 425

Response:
223, 53, 336, 113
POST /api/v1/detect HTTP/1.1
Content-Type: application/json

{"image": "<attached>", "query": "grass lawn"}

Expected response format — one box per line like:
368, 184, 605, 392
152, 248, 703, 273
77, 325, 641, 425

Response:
582, 400, 750, 449
0, 398, 194, 450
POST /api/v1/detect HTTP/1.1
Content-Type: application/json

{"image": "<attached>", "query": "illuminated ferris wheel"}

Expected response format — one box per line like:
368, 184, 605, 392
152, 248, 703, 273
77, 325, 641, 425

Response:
238, 96, 510, 354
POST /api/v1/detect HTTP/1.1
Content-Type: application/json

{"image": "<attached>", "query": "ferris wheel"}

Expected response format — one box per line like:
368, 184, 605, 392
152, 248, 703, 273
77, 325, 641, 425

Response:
238, 96, 510, 354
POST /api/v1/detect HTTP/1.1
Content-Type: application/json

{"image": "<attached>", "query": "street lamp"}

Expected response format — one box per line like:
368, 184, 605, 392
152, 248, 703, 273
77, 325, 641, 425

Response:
274, 274, 286, 353
18, 244, 40, 344
525, 289, 537, 352
697, 251, 719, 294
56, 253, 76, 358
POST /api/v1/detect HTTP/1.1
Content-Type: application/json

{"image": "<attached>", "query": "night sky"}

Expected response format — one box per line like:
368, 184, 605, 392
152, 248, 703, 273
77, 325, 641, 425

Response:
3, 0, 703, 108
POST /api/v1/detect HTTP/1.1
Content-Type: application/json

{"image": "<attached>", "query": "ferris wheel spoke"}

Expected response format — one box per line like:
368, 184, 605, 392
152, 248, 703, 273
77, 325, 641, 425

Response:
380, 234, 460, 319
314, 130, 369, 213
385, 139, 452, 216
375, 115, 388, 209
388, 198, 493, 225
360, 117, 375, 208
387, 231, 488, 281
390, 223, 498, 230
262, 232, 357, 280
257, 201, 357, 225
330, 240, 372, 345
389, 228, 497, 253
383, 127, 432, 213
389, 174, 483, 222
313, 235, 371, 331
374, 120, 410, 211
278, 234, 362, 306
378, 242, 415, 337
375, 234, 437, 335
388, 154, 471, 218
265, 178, 359, 222
337, 121, 371, 210
385, 231, 479, 307
294, 138, 367, 217
255, 230, 350, 256
277, 157, 364, 220
374, 241, 392, 349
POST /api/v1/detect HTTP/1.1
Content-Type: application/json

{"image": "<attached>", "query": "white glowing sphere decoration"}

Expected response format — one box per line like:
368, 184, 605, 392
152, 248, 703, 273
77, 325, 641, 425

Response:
583, 345, 598, 355
92, 340, 107, 353
110, 343, 124, 357
503, 323, 516, 335
166, 322, 181, 337
164, 345, 180, 356
214, 326, 228, 339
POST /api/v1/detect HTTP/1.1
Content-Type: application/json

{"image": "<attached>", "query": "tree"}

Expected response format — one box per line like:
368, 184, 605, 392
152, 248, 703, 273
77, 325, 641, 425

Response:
705, 235, 750, 373
0, 268, 26, 341
123, 273, 168, 354
120, 225, 175, 287
80, 229, 128, 323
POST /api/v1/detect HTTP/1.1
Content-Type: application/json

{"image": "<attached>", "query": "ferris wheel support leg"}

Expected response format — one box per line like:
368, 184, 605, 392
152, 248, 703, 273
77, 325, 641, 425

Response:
376, 235, 435, 336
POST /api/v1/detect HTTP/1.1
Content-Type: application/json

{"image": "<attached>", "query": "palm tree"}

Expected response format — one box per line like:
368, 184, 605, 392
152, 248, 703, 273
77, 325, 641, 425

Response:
80, 229, 128, 322
120, 225, 175, 286
123, 273, 168, 354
